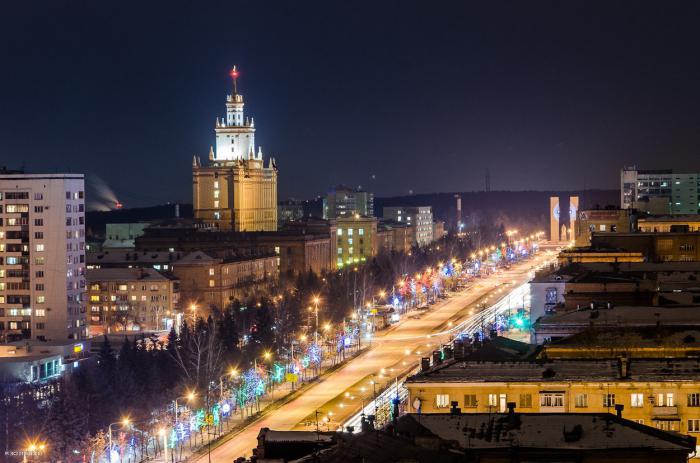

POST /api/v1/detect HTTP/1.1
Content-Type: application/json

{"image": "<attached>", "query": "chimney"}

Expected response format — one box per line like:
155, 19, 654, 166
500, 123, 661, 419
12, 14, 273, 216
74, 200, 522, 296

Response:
420, 357, 430, 372
432, 350, 442, 366
453, 338, 465, 360
175, 203, 180, 218
615, 404, 624, 418
450, 401, 461, 415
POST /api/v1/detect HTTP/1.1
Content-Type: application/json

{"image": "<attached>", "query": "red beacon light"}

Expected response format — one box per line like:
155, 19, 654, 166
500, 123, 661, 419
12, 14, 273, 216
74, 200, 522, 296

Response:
115, 201, 123, 210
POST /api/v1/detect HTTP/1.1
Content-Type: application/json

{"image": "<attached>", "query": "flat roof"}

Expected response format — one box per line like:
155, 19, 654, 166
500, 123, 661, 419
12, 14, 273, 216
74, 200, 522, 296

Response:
534, 305, 700, 329
86, 267, 172, 282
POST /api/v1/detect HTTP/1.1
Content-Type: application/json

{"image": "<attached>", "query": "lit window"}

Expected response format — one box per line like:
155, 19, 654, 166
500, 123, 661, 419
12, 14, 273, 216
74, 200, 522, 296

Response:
36, 296, 45, 304
214, 181, 219, 189
118, 284, 128, 291
35, 309, 45, 317
337, 229, 343, 236
214, 190, 220, 199
214, 200, 219, 208
35, 244, 45, 252
337, 247, 342, 255
348, 228, 353, 236
209, 280, 215, 287
359, 229, 364, 236
689, 419, 700, 433
435, 394, 450, 408
575, 393, 587, 408
603, 394, 616, 407
631, 393, 644, 408
209, 268, 215, 276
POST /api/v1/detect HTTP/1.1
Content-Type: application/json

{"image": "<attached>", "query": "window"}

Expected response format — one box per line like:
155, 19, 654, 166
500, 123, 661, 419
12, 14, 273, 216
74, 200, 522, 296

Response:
34, 232, 43, 239
347, 228, 353, 236
34, 193, 43, 200
463, 394, 477, 408
359, 229, 364, 236
631, 393, 644, 408
656, 421, 679, 432
540, 392, 564, 408
337, 228, 343, 236
209, 280, 215, 287
118, 284, 127, 291
35, 309, 45, 317
488, 394, 498, 408
634, 419, 644, 425
35, 244, 44, 252
519, 393, 532, 408
213, 200, 219, 208
33, 206, 43, 213
689, 419, 700, 433
337, 247, 342, 255
209, 268, 215, 276
34, 219, 43, 226
657, 393, 675, 407
435, 394, 450, 408
688, 393, 700, 407
575, 393, 588, 408
603, 394, 616, 408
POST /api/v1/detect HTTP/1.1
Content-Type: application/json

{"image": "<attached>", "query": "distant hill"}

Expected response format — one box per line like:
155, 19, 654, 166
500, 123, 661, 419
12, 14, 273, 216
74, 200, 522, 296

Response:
86, 204, 192, 236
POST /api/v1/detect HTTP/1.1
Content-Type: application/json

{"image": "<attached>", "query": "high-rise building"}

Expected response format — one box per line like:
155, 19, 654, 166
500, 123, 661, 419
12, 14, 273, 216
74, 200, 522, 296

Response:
621, 167, 700, 214
0, 172, 87, 342
323, 185, 373, 219
193, 67, 278, 231
383, 206, 433, 247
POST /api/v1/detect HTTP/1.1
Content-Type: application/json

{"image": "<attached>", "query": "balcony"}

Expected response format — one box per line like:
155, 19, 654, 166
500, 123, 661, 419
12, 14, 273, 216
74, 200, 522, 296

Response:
652, 406, 678, 417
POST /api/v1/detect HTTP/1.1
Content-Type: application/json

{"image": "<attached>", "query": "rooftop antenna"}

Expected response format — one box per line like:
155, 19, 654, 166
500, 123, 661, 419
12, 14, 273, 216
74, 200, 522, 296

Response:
230, 65, 240, 95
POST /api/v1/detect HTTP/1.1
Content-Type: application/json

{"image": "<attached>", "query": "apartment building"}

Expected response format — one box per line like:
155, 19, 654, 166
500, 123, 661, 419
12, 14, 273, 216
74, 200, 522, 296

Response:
383, 206, 434, 247
0, 173, 87, 342
407, 353, 700, 436
621, 167, 700, 214
86, 267, 179, 333
335, 215, 378, 267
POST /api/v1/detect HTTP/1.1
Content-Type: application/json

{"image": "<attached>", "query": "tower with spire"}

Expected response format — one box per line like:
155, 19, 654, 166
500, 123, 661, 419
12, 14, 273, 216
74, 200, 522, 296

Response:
192, 67, 278, 231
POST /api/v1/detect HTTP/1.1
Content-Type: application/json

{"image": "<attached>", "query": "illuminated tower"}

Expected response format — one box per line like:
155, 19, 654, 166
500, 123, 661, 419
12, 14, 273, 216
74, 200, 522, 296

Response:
193, 67, 278, 231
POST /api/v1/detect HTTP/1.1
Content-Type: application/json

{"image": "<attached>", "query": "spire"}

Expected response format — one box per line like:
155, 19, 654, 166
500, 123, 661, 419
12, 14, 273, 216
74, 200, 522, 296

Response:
230, 66, 240, 95
257, 146, 263, 159
192, 155, 198, 167
209, 146, 215, 161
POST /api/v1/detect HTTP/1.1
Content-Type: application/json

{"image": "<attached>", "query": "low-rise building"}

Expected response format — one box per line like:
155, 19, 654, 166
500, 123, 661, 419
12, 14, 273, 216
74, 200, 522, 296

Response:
574, 208, 636, 246
406, 350, 700, 436
323, 185, 373, 219
172, 251, 277, 312
0, 339, 90, 384
278, 199, 305, 226
590, 232, 700, 262
383, 206, 434, 247
86, 268, 180, 334
335, 215, 378, 267
102, 222, 149, 250
638, 215, 700, 233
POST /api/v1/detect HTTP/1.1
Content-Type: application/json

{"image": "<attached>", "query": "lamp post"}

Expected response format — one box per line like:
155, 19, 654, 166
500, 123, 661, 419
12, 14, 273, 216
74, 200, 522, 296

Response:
173, 391, 196, 433
219, 368, 239, 398
158, 428, 168, 462
312, 296, 320, 344
107, 417, 130, 463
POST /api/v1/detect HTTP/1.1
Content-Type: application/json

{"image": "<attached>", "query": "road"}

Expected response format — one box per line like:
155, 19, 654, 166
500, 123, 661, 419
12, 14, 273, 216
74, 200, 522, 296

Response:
194, 247, 557, 462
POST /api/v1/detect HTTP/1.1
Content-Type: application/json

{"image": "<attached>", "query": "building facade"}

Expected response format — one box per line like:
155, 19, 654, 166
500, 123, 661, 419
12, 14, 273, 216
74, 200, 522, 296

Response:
383, 206, 433, 247
0, 173, 87, 343
574, 208, 636, 246
193, 68, 278, 231
407, 355, 700, 436
172, 251, 278, 312
322, 186, 374, 219
335, 216, 378, 268
621, 167, 700, 214
86, 268, 179, 333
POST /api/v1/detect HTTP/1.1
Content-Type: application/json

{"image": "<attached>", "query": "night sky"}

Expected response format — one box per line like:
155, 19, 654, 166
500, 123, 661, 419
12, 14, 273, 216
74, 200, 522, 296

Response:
2, 1, 700, 207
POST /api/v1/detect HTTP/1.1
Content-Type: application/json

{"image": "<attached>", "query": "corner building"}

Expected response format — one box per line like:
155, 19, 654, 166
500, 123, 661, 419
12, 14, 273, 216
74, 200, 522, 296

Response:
193, 68, 278, 231
0, 173, 87, 342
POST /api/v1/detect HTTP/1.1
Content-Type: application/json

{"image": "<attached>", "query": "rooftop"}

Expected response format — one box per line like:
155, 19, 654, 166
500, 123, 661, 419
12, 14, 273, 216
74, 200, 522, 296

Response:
86, 267, 172, 282
534, 305, 700, 330
407, 356, 700, 383
400, 413, 695, 452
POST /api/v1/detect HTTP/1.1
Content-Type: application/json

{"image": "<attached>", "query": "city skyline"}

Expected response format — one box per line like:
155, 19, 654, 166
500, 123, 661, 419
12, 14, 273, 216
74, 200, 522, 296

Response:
3, 2, 700, 207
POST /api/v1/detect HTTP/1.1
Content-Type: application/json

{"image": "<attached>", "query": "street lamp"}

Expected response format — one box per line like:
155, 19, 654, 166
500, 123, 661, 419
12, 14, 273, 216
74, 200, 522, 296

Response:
108, 417, 130, 463
312, 296, 320, 344
158, 428, 167, 462
174, 391, 196, 427
219, 368, 239, 398
190, 303, 197, 323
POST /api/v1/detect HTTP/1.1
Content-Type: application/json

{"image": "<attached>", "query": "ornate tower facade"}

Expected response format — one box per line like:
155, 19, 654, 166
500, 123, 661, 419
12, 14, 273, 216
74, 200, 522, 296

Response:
193, 67, 278, 231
